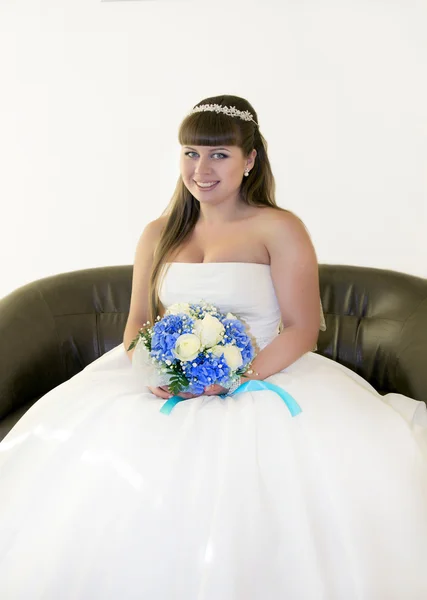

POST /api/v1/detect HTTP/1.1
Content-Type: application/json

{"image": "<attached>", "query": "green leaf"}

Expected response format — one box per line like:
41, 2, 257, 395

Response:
168, 372, 190, 395
128, 337, 139, 351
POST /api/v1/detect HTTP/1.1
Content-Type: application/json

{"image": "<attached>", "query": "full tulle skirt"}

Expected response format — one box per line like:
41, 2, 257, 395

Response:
1, 345, 427, 599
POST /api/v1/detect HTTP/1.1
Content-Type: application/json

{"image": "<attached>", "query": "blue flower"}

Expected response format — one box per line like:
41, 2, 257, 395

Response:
182, 353, 231, 394
150, 314, 194, 362
217, 318, 255, 366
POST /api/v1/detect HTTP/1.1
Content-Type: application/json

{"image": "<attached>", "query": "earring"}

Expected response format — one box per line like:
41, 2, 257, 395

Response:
244, 168, 250, 177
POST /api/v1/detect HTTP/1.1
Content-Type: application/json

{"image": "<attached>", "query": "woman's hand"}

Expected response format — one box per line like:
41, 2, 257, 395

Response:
148, 376, 253, 400
147, 385, 200, 400
203, 375, 253, 396
148, 384, 228, 398
203, 384, 229, 396
203, 373, 261, 396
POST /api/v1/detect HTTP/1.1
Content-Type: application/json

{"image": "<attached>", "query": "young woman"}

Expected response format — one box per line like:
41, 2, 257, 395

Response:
1, 95, 426, 599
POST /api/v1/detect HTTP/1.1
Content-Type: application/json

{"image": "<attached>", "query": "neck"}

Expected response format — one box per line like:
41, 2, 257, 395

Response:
197, 197, 249, 227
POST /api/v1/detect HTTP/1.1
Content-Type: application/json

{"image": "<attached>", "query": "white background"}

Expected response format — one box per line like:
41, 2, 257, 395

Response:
0, 0, 426, 299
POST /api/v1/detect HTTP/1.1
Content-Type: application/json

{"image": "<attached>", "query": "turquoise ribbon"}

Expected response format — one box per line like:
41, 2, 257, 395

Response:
159, 395, 186, 415
160, 380, 302, 417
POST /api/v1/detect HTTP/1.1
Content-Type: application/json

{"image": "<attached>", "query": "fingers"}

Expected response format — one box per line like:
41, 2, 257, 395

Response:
204, 384, 228, 396
203, 386, 216, 396
149, 386, 224, 400
147, 386, 173, 400
158, 386, 196, 399
159, 386, 196, 399
156, 388, 197, 399
176, 392, 198, 399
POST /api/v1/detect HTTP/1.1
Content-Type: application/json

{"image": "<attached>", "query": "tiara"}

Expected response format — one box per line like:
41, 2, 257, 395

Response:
189, 103, 258, 126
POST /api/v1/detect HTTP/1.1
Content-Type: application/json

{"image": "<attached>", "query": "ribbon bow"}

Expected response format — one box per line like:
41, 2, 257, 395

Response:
159, 380, 302, 416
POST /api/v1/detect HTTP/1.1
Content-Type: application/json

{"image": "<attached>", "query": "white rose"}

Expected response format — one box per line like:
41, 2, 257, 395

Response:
172, 333, 201, 362
211, 344, 243, 371
210, 344, 224, 358
166, 303, 192, 316
193, 313, 225, 349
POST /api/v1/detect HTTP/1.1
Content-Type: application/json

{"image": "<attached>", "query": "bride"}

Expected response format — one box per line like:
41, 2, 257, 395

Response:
1, 94, 427, 599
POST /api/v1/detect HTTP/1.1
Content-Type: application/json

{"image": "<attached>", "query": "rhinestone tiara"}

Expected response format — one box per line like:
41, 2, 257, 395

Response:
188, 103, 258, 126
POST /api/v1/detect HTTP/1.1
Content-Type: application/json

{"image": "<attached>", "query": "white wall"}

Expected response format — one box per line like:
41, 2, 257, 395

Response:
1, 0, 426, 300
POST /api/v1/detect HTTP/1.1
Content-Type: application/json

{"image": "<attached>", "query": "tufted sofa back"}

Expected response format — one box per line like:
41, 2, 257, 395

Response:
317, 265, 427, 400
0, 264, 426, 439
0, 266, 132, 424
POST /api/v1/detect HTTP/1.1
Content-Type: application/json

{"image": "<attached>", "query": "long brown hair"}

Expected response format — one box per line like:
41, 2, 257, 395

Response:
147, 94, 288, 323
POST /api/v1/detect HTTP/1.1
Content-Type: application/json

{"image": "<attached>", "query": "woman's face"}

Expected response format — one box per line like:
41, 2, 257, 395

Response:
180, 145, 256, 204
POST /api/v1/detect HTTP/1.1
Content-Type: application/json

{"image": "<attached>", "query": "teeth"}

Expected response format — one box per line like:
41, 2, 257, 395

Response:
196, 181, 218, 188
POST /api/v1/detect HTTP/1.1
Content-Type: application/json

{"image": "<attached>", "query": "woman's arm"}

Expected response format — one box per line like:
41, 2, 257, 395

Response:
248, 211, 321, 379
123, 216, 167, 362
125, 217, 201, 401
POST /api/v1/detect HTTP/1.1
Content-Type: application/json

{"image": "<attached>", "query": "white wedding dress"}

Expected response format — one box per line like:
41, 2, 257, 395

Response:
1, 262, 427, 600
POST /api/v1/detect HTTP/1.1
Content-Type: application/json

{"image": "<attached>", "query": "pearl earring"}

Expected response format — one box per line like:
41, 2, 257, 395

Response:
244, 168, 250, 177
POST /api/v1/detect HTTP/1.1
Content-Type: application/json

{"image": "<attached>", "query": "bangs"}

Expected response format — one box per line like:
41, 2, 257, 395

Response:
179, 111, 242, 148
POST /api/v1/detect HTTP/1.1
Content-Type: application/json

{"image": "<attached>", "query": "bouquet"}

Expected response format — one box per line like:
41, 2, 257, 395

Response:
128, 301, 256, 396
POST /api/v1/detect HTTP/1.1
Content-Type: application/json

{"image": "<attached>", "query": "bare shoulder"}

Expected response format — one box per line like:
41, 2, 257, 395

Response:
254, 208, 314, 255
134, 215, 168, 255
257, 208, 320, 334
132, 215, 169, 277
141, 215, 168, 241
255, 206, 306, 228
126, 216, 169, 329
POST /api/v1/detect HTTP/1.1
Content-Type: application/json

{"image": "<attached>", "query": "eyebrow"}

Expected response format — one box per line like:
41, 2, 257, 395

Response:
183, 146, 231, 152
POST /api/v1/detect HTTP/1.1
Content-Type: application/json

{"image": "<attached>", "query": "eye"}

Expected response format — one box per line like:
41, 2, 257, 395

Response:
184, 151, 228, 159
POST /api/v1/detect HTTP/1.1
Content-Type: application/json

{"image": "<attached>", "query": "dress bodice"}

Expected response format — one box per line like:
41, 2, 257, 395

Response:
159, 262, 282, 352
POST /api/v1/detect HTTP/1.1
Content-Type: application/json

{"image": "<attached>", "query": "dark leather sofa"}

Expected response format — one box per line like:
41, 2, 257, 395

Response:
1, 264, 426, 441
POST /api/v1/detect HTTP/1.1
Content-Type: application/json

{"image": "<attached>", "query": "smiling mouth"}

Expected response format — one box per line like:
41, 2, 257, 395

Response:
194, 181, 220, 190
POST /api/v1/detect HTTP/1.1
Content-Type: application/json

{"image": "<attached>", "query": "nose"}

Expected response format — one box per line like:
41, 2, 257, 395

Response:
194, 155, 212, 175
